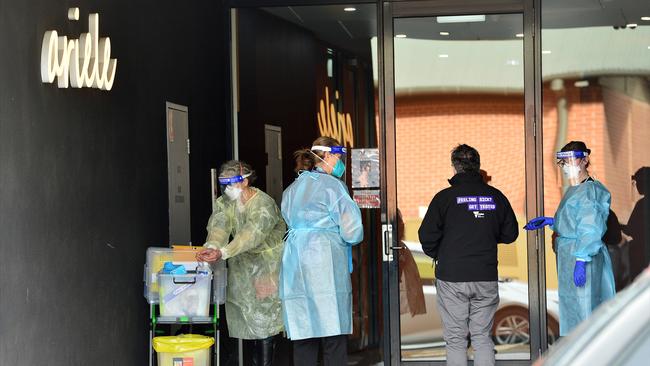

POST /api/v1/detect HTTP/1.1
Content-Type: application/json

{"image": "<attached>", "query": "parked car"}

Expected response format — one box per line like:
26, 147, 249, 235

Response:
533, 266, 650, 366
400, 241, 560, 348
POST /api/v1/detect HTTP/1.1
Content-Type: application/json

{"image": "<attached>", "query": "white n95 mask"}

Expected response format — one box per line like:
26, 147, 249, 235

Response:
562, 164, 581, 179
224, 186, 243, 201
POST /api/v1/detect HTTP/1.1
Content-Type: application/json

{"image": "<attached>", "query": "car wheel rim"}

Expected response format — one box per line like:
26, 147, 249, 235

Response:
494, 315, 530, 345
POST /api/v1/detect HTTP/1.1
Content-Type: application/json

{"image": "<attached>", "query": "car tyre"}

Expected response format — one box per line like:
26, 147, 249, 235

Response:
492, 307, 560, 345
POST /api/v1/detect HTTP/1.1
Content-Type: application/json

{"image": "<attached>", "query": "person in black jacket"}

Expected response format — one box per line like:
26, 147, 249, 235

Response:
418, 144, 519, 366
623, 167, 650, 280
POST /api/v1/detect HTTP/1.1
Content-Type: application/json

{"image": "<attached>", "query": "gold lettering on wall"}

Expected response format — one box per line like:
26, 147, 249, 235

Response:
317, 86, 354, 148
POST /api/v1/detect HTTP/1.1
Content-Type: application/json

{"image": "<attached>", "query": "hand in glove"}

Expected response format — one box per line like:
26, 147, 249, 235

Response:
523, 216, 554, 231
573, 260, 587, 287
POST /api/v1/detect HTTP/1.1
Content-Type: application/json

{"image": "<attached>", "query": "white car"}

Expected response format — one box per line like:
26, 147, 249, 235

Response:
400, 241, 560, 348
534, 266, 650, 366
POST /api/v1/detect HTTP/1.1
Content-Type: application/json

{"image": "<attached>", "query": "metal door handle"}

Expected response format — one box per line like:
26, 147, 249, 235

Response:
382, 224, 395, 261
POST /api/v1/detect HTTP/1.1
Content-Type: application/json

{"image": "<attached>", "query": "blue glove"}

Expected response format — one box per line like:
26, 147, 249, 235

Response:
573, 261, 586, 287
523, 216, 554, 231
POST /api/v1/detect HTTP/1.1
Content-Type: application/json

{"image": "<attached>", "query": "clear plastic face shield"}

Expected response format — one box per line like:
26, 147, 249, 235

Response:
218, 173, 251, 200
556, 150, 589, 186
311, 145, 347, 179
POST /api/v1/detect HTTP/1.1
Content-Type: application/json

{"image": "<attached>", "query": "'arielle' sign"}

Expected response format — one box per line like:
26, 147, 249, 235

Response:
41, 8, 117, 91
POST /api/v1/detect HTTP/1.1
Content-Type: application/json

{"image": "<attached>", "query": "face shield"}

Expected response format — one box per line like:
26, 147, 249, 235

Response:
556, 151, 588, 186
311, 145, 347, 179
218, 173, 251, 200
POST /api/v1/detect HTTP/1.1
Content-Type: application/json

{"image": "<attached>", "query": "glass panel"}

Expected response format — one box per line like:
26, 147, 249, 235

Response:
542, 0, 650, 340
392, 14, 531, 361
232, 3, 382, 364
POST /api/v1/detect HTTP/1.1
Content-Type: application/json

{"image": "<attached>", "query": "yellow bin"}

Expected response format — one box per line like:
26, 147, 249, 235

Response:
153, 334, 214, 366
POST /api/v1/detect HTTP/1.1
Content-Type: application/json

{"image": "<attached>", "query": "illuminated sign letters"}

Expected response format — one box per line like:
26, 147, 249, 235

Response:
317, 86, 355, 148
40, 8, 117, 91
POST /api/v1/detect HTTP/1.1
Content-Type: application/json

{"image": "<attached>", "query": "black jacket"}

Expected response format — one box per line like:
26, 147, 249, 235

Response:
418, 171, 519, 282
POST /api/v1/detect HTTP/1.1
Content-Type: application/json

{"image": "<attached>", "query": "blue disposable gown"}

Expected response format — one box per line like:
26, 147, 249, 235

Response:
280, 170, 364, 340
553, 180, 616, 335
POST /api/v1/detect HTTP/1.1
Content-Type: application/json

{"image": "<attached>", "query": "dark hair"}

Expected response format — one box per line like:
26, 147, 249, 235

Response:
451, 144, 480, 173
633, 167, 650, 195
293, 136, 341, 173
219, 160, 257, 185
561, 141, 591, 155
561, 140, 591, 168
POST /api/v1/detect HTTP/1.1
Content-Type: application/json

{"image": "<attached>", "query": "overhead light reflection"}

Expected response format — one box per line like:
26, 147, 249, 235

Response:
437, 15, 485, 23
542, 50, 552, 54
344, 7, 356, 12
438, 54, 449, 58
439, 31, 450, 36
515, 33, 524, 38
395, 34, 407, 38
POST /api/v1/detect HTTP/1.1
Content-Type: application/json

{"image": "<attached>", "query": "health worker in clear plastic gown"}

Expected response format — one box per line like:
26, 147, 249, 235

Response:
280, 136, 363, 366
197, 160, 285, 366
524, 141, 616, 335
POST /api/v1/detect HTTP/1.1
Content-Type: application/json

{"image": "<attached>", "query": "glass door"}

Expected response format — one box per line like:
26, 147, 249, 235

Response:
378, 1, 547, 364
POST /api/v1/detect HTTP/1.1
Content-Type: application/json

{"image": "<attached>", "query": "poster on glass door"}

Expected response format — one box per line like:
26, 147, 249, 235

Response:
353, 190, 381, 209
351, 148, 380, 188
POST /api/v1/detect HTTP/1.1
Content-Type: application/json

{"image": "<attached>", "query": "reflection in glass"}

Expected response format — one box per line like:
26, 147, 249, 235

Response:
387, 13, 533, 361
233, 4, 380, 363
542, 0, 650, 339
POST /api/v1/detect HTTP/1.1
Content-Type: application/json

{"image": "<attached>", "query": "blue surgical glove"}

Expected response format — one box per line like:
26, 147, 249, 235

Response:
573, 260, 586, 287
523, 216, 554, 231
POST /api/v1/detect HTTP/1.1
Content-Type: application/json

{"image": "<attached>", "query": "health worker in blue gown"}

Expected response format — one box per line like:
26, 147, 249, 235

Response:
525, 141, 616, 335
280, 136, 363, 366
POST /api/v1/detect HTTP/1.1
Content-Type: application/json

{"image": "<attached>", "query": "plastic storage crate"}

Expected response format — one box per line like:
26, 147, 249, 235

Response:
145, 246, 203, 304
159, 271, 212, 317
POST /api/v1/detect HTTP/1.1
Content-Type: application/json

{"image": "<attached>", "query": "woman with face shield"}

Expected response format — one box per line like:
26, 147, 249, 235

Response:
196, 160, 286, 366
524, 141, 616, 335
280, 136, 363, 366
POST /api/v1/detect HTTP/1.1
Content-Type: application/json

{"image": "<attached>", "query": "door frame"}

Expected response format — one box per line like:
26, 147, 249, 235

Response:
377, 0, 547, 364
223, 0, 548, 364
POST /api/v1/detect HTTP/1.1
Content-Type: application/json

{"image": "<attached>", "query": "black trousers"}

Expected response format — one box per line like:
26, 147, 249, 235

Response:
292, 335, 348, 366
251, 335, 277, 366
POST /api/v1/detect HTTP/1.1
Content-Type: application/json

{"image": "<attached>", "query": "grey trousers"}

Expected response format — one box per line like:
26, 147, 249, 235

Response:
436, 280, 499, 366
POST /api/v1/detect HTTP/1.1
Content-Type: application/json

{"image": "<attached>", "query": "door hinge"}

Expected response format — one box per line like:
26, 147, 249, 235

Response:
186, 138, 191, 155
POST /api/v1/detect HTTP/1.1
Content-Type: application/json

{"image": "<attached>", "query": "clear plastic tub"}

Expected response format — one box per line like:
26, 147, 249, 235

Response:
159, 272, 212, 317
144, 246, 202, 304
212, 260, 227, 305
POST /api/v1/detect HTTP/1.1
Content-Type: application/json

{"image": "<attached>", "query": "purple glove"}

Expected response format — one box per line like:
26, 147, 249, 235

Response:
574, 261, 586, 287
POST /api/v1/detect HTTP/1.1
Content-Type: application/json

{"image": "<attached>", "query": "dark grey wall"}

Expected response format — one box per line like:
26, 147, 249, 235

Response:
237, 8, 322, 191
0, 0, 228, 364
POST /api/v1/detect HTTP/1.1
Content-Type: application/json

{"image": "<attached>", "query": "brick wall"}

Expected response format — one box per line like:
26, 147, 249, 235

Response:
397, 84, 650, 225
396, 94, 526, 219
